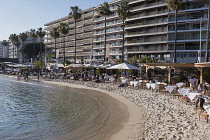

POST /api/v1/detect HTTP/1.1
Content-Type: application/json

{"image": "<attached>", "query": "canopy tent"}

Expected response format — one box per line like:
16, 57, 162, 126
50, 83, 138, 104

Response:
107, 63, 140, 70
144, 62, 210, 84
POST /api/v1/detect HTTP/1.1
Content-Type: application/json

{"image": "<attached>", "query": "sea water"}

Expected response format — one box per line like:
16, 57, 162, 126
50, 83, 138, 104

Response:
0, 75, 116, 140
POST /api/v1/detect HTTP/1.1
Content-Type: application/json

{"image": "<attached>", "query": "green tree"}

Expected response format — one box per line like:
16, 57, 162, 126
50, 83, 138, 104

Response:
96, 2, 113, 62
117, 1, 130, 63
49, 27, 60, 59
1, 40, 9, 58
59, 22, 70, 64
29, 29, 38, 61
139, 56, 158, 63
46, 53, 54, 63
36, 27, 46, 63
165, 0, 185, 63
69, 6, 82, 64
14, 40, 21, 60
9, 34, 19, 58
18, 32, 28, 63
22, 42, 44, 60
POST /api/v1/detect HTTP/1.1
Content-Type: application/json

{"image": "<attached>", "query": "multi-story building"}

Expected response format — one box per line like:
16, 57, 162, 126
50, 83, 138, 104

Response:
44, 7, 94, 63
0, 41, 3, 58
125, 0, 168, 62
8, 32, 40, 62
93, 0, 123, 61
168, 0, 209, 63
44, 0, 210, 63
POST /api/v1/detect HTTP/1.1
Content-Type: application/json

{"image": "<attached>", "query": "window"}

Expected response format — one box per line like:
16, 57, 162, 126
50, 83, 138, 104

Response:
189, 53, 197, 57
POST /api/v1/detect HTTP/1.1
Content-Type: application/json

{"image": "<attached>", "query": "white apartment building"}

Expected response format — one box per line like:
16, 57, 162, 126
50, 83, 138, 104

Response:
0, 40, 10, 58
168, 0, 209, 63
9, 32, 40, 63
93, 0, 124, 61
45, 7, 94, 63
44, 0, 210, 63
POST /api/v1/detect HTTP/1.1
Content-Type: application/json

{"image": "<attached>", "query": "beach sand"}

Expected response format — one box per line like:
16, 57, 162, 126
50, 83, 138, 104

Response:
5, 75, 210, 139
44, 79, 210, 140
43, 80, 145, 140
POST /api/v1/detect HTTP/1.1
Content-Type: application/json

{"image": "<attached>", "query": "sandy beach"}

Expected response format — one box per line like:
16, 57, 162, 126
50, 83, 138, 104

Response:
42, 78, 210, 140
43, 80, 145, 140
4, 75, 210, 139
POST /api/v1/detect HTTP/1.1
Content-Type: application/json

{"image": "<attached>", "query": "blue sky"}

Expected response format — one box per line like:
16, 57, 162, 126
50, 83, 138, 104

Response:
0, 0, 108, 41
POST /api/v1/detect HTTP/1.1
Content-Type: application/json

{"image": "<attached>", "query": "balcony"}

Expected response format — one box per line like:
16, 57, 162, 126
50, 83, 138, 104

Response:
127, 47, 168, 53
169, 6, 208, 14
168, 37, 206, 43
126, 39, 167, 46
126, 21, 168, 30
109, 52, 122, 55
84, 45, 92, 50
129, 0, 144, 5
130, 3, 167, 12
66, 48, 75, 52
93, 52, 104, 56
126, 31, 167, 38
84, 13, 93, 19
127, 12, 168, 22
168, 16, 208, 24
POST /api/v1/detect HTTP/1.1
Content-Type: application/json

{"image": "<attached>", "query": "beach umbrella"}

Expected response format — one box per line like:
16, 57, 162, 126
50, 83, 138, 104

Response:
107, 63, 139, 70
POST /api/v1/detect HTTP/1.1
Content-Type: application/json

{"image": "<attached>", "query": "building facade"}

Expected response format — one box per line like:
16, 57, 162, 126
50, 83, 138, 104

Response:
8, 32, 40, 63
45, 7, 94, 63
0, 40, 10, 58
168, 0, 209, 63
44, 0, 210, 63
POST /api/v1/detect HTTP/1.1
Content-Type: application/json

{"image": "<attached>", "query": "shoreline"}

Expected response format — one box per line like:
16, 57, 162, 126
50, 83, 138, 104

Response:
3, 75, 210, 139
46, 79, 210, 140
43, 80, 145, 140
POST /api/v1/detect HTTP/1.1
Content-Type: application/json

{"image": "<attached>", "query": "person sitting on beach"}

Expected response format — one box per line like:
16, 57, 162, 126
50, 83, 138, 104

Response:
118, 77, 128, 87
200, 85, 208, 95
198, 83, 204, 91
195, 96, 205, 112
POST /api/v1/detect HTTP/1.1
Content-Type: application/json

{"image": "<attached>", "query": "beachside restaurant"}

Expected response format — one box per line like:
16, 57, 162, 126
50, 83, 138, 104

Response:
141, 62, 210, 122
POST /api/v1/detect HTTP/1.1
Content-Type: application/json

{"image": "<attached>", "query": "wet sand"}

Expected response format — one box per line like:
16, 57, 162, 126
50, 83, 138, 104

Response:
45, 79, 210, 140
43, 80, 145, 140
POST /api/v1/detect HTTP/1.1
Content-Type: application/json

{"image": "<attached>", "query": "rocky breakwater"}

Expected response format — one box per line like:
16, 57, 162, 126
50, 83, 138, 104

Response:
50, 79, 210, 140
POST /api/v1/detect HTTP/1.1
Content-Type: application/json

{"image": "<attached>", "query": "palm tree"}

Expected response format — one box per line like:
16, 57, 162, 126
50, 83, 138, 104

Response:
14, 40, 21, 60
1, 40, 9, 58
58, 22, 70, 64
96, 2, 113, 62
18, 33, 28, 63
117, 1, 130, 63
29, 29, 37, 61
36, 27, 46, 63
9, 34, 19, 58
49, 27, 60, 59
165, 0, 185, 63
69, 6, 82, 64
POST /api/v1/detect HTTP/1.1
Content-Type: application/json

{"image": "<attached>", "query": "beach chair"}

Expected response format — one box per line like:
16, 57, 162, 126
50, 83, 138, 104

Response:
198, 112, 209, 123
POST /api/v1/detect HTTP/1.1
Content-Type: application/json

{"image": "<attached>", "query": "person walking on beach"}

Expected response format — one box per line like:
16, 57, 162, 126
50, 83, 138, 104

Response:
17, 72, 20, 81
25, 71, 29, 81
37, 71, 40, 81
23, 72, 26, 81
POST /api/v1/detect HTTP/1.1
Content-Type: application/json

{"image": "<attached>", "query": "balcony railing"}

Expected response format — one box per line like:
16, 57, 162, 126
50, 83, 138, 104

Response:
66, 48, 75, 52
126, 21, 167, 28
93, 45, 104, 49
93, 52, 104, 55
130, 1, 166, 11
169, 16, 207, 22
126, 38, 167, 44
127, 47, 168, 52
